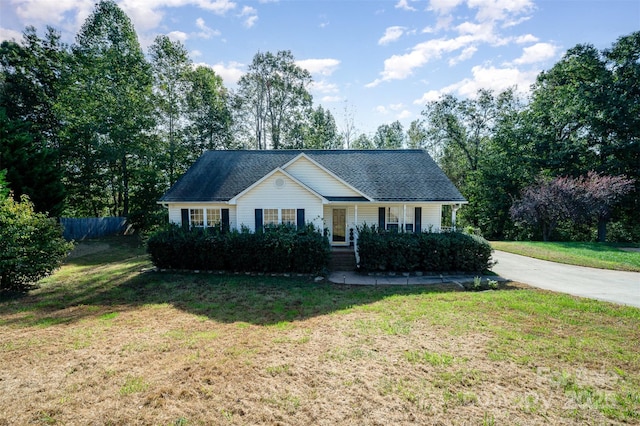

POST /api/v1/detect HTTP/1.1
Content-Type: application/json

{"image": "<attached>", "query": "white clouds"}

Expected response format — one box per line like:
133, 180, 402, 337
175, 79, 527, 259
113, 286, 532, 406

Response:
514, 34, 538, 44
0, 27, 23, 43
369, 0, 537, 87
378, 26, 407, 45
195, 17, 220, 39
448, 46, 477, 65
395, 0, 417, 12
413, 64, 538, 105
167, 30, 188, 42
296, 58, 340, 76
428, 0, 464, 15
512, 42, 558, 65
10, 0, 239, 44
309, 80, 339, 94
195, 61, 245, 85
240, 6, 258, 28
321, 95, 343, 103
468, 0, 534, 23
375, 103, 412, 121
367, 35, 476, 87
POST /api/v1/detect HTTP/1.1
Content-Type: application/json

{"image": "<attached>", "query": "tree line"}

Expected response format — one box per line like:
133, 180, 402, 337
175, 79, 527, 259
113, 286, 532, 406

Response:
413, 33, 639, 242
0, 0, 412, 229
1, 0, 637, 241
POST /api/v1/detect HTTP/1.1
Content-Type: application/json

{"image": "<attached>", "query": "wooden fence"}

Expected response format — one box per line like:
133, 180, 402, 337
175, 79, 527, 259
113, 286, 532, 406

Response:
60, 217, 128, 241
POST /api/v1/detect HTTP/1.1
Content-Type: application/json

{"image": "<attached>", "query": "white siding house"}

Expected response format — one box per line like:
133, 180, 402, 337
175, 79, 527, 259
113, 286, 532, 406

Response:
159, 150, 467, 248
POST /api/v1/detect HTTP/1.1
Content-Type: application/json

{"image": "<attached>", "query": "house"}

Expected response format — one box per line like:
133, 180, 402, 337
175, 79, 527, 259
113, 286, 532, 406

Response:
159, 149, 466, 248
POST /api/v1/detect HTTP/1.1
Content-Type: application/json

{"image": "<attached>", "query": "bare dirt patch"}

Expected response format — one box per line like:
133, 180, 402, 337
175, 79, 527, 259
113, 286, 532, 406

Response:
66, 241, 111, 260
620, 247, 640, 253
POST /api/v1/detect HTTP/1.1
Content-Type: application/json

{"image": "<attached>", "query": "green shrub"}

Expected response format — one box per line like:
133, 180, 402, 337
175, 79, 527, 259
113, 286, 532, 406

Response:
357, 226, 493, 273
147, 223, 330, 274
0, 194, 73, 292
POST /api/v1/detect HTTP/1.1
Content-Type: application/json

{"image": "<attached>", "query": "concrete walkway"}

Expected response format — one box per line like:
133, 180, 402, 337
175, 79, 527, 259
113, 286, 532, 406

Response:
328, 271, 497, 287
491, 250, 640, 308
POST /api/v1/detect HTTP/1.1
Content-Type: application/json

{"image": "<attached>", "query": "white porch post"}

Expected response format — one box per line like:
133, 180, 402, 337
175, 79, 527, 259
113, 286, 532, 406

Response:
354, 205, 359, 263
451, 204, 460, 231
403, 204, 406, 231
203, 208, 208, 228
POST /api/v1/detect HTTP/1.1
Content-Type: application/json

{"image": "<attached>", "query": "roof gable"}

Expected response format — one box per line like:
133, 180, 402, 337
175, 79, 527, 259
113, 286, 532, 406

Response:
229, 167, 326, 204
282, 153, 372, 201
159, 150, 466, 203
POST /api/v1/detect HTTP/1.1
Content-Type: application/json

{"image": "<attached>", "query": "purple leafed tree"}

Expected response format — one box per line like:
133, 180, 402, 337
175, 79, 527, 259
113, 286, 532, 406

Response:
510, 173, 634, 242
578, 172, 635, 242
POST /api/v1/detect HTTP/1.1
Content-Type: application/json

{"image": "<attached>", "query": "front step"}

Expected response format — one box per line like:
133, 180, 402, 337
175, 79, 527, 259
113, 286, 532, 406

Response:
330, 248, 356, 271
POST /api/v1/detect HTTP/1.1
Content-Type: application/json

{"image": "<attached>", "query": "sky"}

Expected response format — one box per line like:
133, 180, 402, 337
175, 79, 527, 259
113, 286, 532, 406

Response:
1, 0, 639, 137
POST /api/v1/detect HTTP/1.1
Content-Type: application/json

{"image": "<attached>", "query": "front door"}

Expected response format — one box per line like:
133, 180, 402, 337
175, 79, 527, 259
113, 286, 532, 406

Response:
332, 208, 346, 243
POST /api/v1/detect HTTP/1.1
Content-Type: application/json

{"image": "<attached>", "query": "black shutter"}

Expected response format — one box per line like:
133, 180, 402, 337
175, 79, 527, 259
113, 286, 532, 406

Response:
181, 209, 189, 230
221, 208, 230, 233
414, 207, 422, 233
378, 207, 386, 230
296, 209, 305, 230
255, 209, 263, 232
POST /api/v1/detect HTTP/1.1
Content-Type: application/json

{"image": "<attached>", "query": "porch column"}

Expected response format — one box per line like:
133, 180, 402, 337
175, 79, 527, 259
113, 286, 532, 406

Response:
451, 204, 460, 231
354, 204, 358, 228
403, 204, 406, 230
354, 204, 359, 263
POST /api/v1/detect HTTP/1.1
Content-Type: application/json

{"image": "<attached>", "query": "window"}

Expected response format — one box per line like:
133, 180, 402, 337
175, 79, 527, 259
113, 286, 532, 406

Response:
264, 209, 278, 225
387, 206, 400, 231
281, 209, 296, 225
207, 208, 221, 227
190, 208, 204, 227
405, 208, 414, 232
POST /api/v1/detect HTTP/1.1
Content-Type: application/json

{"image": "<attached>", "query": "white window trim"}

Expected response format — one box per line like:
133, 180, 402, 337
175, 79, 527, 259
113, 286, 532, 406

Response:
263, 208, 298, 226
189, 207, 222, 228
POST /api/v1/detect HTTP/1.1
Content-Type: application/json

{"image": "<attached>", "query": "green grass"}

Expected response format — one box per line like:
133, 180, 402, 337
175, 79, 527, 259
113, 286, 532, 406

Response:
491, 241, 640, 271
1, 236, 639, 424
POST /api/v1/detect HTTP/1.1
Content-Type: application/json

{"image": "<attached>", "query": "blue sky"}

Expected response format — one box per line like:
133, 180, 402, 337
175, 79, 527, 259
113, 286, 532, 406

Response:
1, 0, 639, 137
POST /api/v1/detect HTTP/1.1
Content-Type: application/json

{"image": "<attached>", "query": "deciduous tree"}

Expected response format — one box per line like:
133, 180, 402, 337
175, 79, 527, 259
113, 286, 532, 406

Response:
236, 50, 312, 149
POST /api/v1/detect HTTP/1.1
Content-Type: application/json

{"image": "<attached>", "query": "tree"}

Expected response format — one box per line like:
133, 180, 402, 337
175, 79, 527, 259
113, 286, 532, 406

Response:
236, 50, 312, 149
149, 35, 191, 186
510, 176, 582, 241
510, 173, 634, 242
578, 172, 635, 242
373, 120, 404, 149
185, 66, 233, 154
63, 0, 154, 217
421, 89, 522, 231
406, 119, 427, 149
284, 105, 341, 149
0, 27, 67, 216
528, 44, 613, 177
0, 192, 72, 292
0, 107, 65, 216
0, 169, 8, 200
339, 101, 357, 149
350, 133, 374, 150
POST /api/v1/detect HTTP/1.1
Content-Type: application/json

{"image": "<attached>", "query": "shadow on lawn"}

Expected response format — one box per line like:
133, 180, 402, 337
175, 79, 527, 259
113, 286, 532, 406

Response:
1, 267, 525, 327
0, 236, 524, 326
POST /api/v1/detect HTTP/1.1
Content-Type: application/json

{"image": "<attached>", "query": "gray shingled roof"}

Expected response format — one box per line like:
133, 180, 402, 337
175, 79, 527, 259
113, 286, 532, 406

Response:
159, 150, 466, 203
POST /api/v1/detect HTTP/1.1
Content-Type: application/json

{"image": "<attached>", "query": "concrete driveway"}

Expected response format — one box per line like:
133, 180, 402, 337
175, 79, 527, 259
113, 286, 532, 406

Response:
491, 250, 640, 308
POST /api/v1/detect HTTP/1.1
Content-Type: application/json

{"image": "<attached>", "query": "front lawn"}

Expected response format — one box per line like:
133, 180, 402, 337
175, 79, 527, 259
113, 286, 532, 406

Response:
491, 241, 640, 272
1, 237, 639, 424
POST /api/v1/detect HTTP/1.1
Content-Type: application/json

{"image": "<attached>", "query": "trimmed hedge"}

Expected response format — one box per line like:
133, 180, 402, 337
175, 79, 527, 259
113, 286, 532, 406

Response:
147, 224, 330, 274
357, 224, 493, 273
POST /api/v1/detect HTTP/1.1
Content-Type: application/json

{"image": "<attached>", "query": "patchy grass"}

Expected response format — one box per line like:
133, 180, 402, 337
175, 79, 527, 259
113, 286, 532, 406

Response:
0, 237, 639, 424
491, 240, 640, 272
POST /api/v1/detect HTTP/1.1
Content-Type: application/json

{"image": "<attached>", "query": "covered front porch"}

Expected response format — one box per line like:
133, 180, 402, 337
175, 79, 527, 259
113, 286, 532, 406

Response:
324, 202, 463, 248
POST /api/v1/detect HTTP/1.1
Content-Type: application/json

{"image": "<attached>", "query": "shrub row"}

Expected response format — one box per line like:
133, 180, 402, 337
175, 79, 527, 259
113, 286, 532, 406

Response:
147, 224, 330, 274
356, 224, 493, 273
